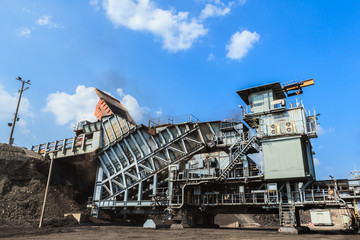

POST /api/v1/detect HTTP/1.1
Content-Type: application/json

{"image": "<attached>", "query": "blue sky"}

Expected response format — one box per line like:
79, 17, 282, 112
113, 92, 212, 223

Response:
0, 0, 359, 180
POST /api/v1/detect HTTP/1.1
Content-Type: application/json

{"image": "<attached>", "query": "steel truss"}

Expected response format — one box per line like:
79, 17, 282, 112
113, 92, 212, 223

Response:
89, 118, 221, 216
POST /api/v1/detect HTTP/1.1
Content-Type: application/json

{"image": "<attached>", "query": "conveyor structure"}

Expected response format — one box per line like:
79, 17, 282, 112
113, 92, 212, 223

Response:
31, 80, 360, 229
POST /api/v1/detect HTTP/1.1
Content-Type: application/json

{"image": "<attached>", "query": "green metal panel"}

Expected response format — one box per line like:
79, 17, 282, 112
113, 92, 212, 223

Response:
263, 137, 305, 180
310, 209, 332, 226
249, 90, 273, 113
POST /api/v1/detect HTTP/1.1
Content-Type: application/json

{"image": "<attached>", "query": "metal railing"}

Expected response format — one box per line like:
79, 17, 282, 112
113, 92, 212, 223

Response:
168, 186, 346, 208
293, 190, 341, 204
258, 119, 317, 138
149, 114, 199, 128
196, 192, 269, 206
31, 134, 94, 156
242, 98, 305, 116
220, 120, 241, 130
170, 188, 343, 207
185, 170, 217, 180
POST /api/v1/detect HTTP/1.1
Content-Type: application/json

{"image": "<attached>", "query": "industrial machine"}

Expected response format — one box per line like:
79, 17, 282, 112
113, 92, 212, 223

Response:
31, 79, 360, 229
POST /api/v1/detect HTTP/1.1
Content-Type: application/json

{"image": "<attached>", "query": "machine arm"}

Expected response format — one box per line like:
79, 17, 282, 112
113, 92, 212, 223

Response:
282, 78, 314, 97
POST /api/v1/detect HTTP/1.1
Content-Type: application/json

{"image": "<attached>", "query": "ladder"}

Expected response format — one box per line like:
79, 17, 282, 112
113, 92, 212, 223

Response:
217, 135, 257, 181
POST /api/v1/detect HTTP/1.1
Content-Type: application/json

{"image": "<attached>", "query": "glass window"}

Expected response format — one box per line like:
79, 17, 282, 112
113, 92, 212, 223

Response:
252, 94, 264, 107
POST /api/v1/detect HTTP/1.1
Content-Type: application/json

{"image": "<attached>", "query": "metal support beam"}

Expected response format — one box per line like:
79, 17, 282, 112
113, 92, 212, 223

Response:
138, 131, 152, 154
103, 151, 118, 173
110, 147, 124, 169
166, 128, 174, 140
114, 115, 124, 135
152, 174, 158, 196
116, 143, 130, 166
159, 132, 166, 145
286, 182, 292, 203
123, 138, 140, 178
130, 134, 144, 158
97, 155, 110, 177
138, 181, 143, 202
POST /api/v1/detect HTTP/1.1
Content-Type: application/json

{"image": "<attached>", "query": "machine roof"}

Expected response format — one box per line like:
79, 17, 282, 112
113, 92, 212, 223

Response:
236, 82, 286, 105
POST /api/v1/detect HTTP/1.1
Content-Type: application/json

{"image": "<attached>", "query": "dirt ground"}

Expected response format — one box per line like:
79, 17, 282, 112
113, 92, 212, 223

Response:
1, 225, 360, 240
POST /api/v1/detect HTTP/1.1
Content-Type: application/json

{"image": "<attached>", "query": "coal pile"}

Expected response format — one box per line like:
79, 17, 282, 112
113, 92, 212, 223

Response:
252, 214, 279, 226
216, 213, 279, 227
0, 143, 84, 227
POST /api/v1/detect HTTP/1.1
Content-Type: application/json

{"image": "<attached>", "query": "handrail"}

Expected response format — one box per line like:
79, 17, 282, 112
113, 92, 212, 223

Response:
31, 133, 94, 156
258, 119, 317, 138
149, 114, 199, 128
217, 135, 257, 180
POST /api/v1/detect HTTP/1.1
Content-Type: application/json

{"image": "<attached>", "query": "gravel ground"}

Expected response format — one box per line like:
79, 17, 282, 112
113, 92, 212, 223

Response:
1, 225, 360, 240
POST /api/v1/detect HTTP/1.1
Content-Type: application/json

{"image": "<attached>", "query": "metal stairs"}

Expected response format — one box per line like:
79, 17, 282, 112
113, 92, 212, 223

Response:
279, 203, 296, 227
217, 135, 257, 181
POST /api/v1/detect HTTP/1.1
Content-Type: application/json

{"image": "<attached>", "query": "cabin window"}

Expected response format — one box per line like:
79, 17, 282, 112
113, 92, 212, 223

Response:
250, 94, 264, 108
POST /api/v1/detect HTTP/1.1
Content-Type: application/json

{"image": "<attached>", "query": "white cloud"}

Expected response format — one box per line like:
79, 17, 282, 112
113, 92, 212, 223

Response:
90, 0, 101, 10
43, 85, 99, 126
199, 3, 230, 20
101, 0, 208, 52
201, 0, 246, 19
94, 0, 250, 52
36, 15, 63, 29
208, 0, 246, 6
117, 88, 151, 123
43, 86, 162, 127
37, 16, 50, 25
317, 125, 334, 136
207, 53, 215, 61
317, 125, 325, 135
156, 107, 162, 116
17, 119, 29, 134
17, 15, 63, 39
17, 27, 31, 38
226, 30, 260, 60
313, 158, 321, 166
0, 84, 33, 133
22, 7, 31, 13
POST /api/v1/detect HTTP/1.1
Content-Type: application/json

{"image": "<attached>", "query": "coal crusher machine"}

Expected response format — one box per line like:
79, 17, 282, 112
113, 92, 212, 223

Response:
31, 80, 360, 228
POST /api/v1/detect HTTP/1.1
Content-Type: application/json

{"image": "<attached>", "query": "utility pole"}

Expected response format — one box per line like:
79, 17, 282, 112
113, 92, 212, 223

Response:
39, 154, 54, 228
8, 77, 31, 145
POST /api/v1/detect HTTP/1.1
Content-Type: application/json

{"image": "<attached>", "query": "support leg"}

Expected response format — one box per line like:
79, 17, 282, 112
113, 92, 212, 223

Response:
295, 208, 301, 227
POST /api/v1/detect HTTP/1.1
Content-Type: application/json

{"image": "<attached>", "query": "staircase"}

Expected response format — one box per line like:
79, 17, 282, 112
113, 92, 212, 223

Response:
217, 135, 257, 181
279, 203, 296, 227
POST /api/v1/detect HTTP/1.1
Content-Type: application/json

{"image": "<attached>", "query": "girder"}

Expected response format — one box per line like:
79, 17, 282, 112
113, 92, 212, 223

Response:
96, 123, 207, 202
